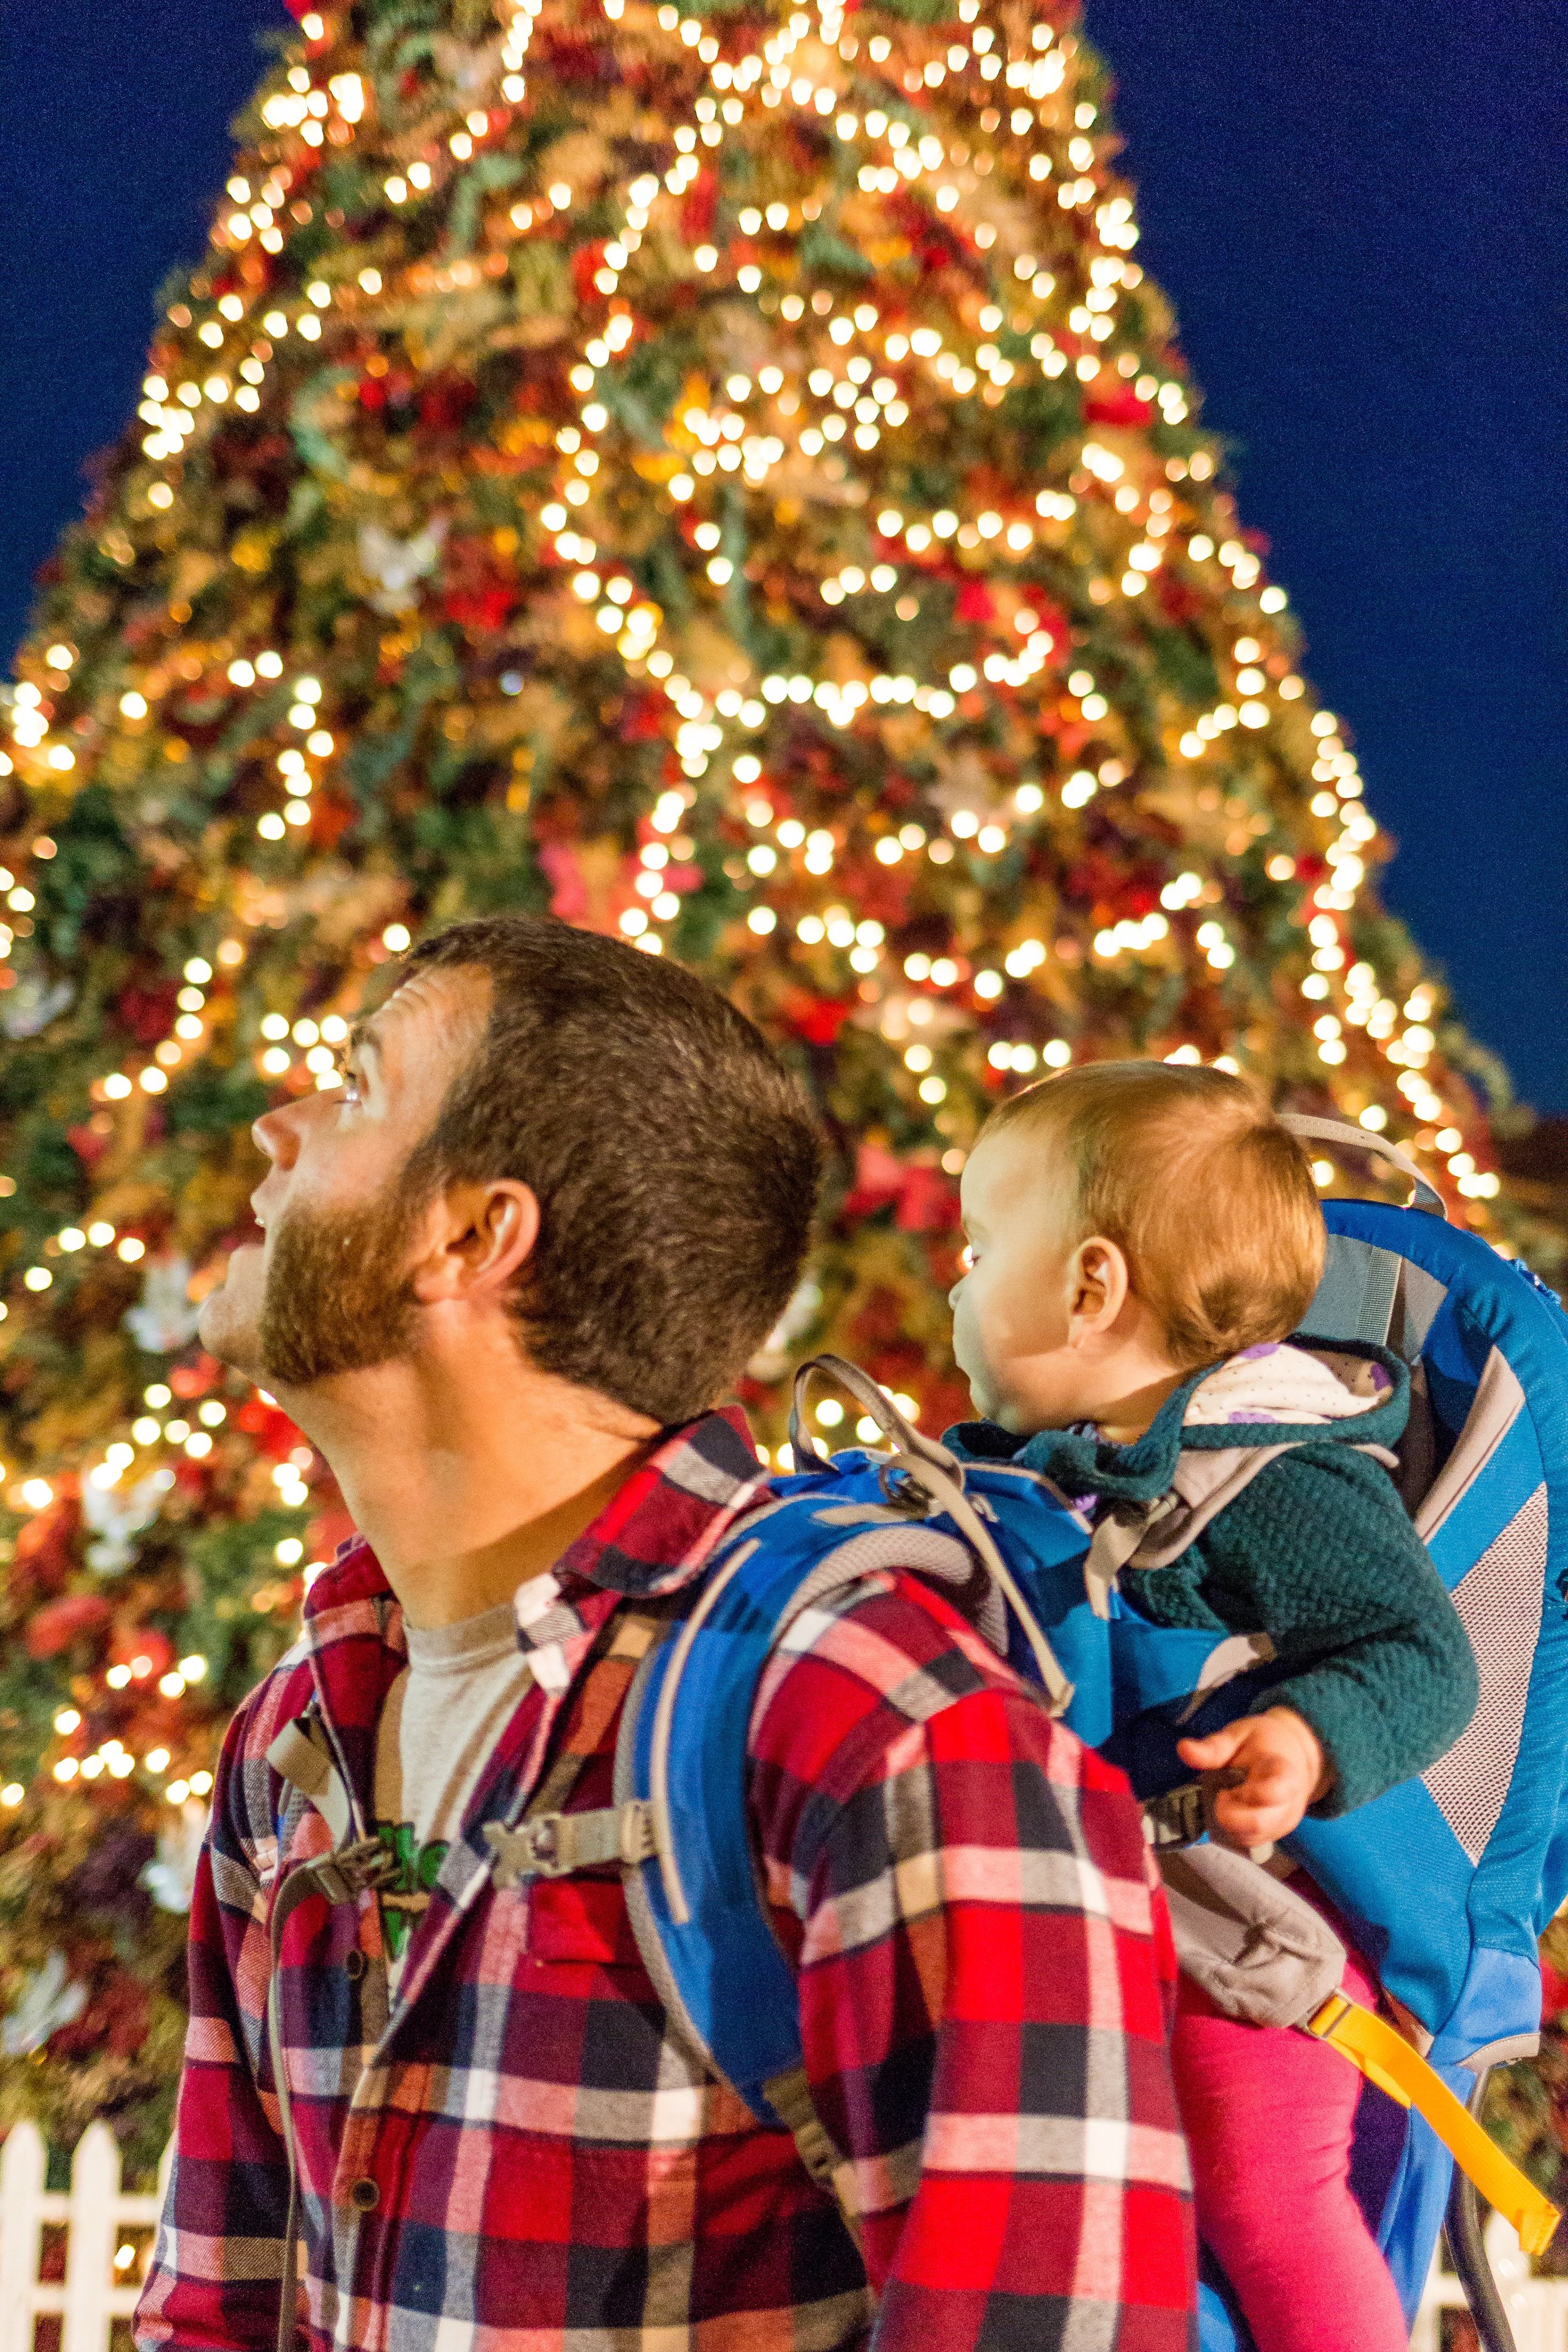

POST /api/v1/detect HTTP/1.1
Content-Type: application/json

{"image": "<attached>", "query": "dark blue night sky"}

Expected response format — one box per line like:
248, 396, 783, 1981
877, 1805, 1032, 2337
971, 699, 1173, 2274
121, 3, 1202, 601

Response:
2, 0, 1562, 1101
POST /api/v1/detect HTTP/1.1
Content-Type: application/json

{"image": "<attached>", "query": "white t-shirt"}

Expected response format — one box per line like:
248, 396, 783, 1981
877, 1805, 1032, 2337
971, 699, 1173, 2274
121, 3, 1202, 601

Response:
372, 1599, 532, 1991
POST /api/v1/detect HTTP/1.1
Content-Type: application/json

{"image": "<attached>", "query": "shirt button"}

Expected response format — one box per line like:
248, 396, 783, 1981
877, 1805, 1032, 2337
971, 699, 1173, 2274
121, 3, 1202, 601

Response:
344, 1949, 366, 1982
349, 2178, 379, 2212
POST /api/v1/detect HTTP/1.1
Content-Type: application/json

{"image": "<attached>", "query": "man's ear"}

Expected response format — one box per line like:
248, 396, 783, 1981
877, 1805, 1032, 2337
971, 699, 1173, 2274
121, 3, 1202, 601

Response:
1066, 1235, 1131, 1341
409, 1180, 540, 1308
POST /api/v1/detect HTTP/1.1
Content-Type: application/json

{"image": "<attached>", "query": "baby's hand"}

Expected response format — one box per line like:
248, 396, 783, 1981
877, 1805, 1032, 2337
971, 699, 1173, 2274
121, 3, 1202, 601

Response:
1176, 1708, 1331, 1846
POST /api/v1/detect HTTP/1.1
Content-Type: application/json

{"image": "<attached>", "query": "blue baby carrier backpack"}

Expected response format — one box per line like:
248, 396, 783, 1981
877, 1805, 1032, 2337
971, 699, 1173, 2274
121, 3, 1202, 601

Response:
369, 1118, 1565, 2346
517, 1114, 1564, 2349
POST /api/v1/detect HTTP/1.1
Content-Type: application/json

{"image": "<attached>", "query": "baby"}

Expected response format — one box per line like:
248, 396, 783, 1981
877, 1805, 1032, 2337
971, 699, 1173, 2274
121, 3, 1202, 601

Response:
945, 1059, 1478, 2352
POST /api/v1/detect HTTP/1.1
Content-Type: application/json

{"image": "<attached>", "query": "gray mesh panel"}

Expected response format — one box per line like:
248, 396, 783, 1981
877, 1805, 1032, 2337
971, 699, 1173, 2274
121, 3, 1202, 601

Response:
1422, 1482, 1549, 1862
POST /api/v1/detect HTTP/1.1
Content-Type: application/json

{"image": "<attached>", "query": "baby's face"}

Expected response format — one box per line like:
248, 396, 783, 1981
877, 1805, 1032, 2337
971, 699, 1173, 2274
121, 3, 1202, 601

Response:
950, 1125, 1091, 1433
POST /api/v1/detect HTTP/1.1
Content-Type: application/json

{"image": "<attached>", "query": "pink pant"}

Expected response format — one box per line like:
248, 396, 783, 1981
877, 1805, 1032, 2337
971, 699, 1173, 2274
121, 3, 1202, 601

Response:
1171, 1882, 1409, 2352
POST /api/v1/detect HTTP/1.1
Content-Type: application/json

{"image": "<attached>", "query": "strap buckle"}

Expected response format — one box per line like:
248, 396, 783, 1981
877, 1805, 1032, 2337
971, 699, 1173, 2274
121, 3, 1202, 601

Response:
314, 1836, 401, 1905
484, 1801, 655, 1888
494, 1813, 575, 1880
1142, 1782, 1210, 1850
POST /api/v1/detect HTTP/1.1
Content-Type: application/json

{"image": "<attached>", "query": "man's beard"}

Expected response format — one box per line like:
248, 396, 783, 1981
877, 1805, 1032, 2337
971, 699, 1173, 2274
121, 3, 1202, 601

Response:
257, 1177, 426, 1386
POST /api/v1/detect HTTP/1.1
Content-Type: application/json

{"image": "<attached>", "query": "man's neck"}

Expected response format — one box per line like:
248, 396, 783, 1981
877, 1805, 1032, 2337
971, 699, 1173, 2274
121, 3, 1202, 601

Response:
280, 1321, 661, 1628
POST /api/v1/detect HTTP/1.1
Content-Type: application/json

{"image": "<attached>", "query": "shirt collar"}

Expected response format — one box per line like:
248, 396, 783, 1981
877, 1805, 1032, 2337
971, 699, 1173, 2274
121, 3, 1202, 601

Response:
300, 1403, 770, 1660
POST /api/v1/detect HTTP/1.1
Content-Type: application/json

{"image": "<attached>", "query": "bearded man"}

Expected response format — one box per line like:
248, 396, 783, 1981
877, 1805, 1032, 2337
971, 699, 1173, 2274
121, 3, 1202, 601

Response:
137, 914, 1195, 2352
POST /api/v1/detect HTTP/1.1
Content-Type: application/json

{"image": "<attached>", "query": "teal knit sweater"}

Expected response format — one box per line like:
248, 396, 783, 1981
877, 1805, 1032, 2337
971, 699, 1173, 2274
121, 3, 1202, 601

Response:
946, 1342, 1479, 1818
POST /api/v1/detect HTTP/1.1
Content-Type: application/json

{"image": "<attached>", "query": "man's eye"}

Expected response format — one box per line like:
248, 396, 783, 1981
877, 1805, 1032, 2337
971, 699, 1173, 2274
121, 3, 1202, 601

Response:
960, 1244, 975, 1271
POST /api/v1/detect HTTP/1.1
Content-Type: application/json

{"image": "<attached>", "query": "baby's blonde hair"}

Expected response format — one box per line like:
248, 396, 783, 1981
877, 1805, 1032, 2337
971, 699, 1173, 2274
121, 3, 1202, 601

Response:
985, 1061, 1325, 1369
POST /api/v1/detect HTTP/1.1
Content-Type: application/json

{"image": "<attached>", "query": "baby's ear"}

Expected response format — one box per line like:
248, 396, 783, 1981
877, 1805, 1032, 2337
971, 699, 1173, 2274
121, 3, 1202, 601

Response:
1070, 1235, 1131, 1330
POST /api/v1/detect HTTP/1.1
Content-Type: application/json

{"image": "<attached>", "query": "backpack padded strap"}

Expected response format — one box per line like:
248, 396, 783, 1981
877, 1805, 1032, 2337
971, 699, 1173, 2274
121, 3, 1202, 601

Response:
479, 1604, 668, 1886
874, 1448, 1076, 1712
1158, 1843, 1345, 2028
265, 1836, 399, 2352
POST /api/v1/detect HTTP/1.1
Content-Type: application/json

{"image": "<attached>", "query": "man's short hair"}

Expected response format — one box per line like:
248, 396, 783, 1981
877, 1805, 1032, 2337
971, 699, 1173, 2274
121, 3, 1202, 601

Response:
985, 1060, 1325, 1368
401, 916, 822, 1425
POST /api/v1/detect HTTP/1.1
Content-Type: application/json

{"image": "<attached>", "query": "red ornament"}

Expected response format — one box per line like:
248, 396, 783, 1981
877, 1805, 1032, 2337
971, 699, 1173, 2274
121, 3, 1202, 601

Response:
11, 1498, 83, 1604
1083, 386, 1154, 428
442, 578, 517, 633
108, 1626, 174, 1681
1155, 573, 1202, 625
535, 840, 591, 923
777, 987, 854, 1048
50, 1973, 152, 2062
236, 1395, 304, 1456
25, 1592, 111, 1661
67, 1123, 110, 1168
418, 378, 478, 436
1544, 1956, 1568, 2025
571, 244, 608, 304
116, 982, 180, 1047
921, 1372, 974, 1433
680, 171, 718, 245
842, 1142, 961, 1234
622, 691, 671, 743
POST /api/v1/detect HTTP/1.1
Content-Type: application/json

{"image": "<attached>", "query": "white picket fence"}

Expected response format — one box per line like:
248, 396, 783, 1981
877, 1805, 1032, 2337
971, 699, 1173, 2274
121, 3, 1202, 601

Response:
0, 2121, 1564, 2352
1412, 2210, 1568, 2349
0, 2123, 170, 2352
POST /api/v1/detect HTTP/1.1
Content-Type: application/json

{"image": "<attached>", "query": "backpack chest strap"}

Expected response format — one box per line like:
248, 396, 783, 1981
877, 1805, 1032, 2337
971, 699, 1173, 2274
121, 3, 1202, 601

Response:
485, 1798, 654, 1884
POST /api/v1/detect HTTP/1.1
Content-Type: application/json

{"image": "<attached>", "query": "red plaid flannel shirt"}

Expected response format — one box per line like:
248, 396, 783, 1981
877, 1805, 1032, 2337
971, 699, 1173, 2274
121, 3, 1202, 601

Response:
137, 1407, 1195, 2352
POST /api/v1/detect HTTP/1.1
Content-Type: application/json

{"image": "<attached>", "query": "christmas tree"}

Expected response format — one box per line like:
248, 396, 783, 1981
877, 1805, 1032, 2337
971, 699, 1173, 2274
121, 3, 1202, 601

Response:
0, 0, 1545, 2175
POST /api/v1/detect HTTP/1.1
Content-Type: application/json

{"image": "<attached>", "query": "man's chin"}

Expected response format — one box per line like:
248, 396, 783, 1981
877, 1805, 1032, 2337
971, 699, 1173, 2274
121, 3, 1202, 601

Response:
197, 1244, 268, 1380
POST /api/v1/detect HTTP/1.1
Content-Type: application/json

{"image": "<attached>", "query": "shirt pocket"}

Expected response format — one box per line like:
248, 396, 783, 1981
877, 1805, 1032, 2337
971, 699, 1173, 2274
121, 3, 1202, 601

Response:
527, 1872, 647, 1968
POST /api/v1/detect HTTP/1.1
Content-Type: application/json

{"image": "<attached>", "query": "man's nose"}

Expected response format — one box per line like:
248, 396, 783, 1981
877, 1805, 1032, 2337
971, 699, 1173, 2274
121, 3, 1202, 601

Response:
252, 1101, 305, 1168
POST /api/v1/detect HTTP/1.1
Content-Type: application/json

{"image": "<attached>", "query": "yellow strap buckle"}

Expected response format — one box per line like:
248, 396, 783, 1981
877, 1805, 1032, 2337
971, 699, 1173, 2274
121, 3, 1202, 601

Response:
1305, 1993, 1561, 2259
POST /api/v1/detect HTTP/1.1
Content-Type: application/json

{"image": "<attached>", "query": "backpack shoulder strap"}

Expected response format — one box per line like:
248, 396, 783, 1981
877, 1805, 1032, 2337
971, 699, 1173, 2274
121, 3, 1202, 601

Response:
1126, 1443, 1295, 1572
482, 1602, 669, 1884
610, 1494, 932, 2238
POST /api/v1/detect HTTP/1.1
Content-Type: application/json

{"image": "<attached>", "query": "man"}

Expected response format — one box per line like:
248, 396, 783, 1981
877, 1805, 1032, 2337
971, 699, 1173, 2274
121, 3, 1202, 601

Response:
137, 914, 1196, 2352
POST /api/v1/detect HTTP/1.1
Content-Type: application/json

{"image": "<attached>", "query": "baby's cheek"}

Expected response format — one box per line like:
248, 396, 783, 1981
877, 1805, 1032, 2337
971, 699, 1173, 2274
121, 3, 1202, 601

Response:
951, 1289, 996, 1401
